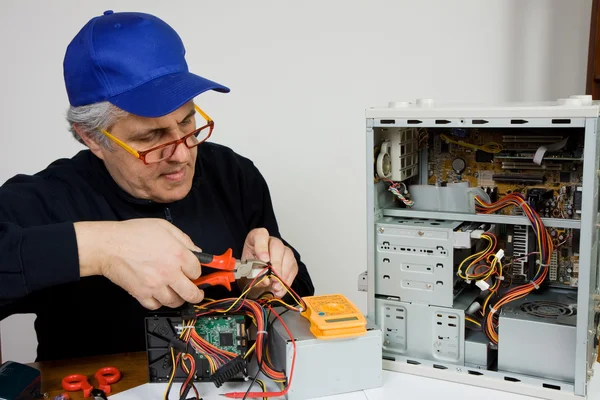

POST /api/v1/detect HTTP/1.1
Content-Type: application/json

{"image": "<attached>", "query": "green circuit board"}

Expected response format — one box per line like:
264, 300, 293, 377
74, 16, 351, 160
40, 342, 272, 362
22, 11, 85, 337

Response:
194, 315, 247, 358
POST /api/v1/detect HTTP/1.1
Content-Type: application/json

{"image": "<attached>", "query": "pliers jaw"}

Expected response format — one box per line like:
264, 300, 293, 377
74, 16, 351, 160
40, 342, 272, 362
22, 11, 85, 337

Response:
234, 260, 269, 280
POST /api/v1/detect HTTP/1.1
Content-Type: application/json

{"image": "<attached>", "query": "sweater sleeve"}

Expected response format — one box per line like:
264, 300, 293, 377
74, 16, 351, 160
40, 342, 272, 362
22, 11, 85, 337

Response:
242, 162, 315, 299
0, 177, 81, 311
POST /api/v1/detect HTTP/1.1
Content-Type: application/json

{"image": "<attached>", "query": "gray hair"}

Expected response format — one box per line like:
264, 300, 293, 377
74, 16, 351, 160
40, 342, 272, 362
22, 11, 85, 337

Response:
66, 101, 129, 149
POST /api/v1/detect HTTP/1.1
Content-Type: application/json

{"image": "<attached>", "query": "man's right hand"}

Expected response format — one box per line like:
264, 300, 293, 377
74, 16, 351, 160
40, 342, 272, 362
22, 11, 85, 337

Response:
74, 218, 204, 310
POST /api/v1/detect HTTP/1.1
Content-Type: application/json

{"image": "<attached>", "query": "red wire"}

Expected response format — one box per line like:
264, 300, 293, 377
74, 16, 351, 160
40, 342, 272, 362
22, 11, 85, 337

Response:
223, 305, 296, 398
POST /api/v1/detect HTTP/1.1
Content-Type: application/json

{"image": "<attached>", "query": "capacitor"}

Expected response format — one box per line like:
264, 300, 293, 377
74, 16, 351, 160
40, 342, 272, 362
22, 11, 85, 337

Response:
559, 234, 565, 240
550, 230, 557, 237
567, 268, 572, 273
451, 158, 466, 174
550, 201, 556, 207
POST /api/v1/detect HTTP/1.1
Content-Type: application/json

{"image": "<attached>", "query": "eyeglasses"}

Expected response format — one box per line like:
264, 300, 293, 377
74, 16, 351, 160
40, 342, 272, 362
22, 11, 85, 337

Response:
99, 104, 213, 165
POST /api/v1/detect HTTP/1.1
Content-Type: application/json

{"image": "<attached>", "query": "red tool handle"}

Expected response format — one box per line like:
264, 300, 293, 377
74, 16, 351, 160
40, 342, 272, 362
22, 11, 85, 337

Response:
193, 248, 236, 270
192, 271, 234, 291
62, 374, 93, 398
95, 366, 121, 394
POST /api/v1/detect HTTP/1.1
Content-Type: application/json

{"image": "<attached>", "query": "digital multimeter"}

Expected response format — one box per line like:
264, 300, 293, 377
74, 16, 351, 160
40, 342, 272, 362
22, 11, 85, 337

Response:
301, 294, 367, 339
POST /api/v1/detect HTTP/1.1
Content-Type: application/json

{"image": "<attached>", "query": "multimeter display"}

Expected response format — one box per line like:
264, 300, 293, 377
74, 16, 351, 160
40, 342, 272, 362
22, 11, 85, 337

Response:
301, 294, 367, 339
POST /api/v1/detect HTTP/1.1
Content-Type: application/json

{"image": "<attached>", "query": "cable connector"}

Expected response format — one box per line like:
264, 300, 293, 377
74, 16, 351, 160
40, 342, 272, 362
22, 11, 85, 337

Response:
180, 302, 198, 320
465, 279, 471, 284
495, 249, 505, 260
169, 337, 188, 353
470, 230, 484, 239
475, 280, 490, 291
495, 276, 505, 281
211, 356, 246, 388
530, 281, 540, 290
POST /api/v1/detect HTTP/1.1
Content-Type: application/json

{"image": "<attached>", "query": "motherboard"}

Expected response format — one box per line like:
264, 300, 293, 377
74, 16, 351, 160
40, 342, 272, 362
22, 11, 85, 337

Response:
424, 127, 583, 219
415, 127, 583, 288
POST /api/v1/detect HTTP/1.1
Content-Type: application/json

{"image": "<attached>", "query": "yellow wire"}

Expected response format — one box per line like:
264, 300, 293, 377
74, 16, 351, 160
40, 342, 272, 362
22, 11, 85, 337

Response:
465, 316, 481, 327
482, 291, 494, 316
245, 342, 256, 359
269, 276, 304, 308
439, 134, 503, 153
256, 379, 268, 400
457, 235, 493, 280
164, 348, 177, 400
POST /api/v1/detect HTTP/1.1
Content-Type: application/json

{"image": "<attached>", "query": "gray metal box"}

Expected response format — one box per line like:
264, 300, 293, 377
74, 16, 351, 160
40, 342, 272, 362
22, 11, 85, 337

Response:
268, 311, 383, 400
465, 330, 495, 369
375, 216, 462, 307
375, 293, 476, 366
498, 290, 577, 383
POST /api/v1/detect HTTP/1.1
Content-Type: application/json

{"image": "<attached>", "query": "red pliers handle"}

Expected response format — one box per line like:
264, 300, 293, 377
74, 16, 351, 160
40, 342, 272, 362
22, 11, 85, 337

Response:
191, 248, 237, 291
191, 248, 268, 291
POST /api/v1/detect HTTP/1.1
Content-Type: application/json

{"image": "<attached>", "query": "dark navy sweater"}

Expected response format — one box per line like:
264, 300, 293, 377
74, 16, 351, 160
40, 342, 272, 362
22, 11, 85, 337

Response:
0, 143, 313, 361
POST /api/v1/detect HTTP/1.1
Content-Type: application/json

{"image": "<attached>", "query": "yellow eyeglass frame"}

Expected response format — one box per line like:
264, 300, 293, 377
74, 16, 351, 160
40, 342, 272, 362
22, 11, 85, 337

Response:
99, 104, 213, 165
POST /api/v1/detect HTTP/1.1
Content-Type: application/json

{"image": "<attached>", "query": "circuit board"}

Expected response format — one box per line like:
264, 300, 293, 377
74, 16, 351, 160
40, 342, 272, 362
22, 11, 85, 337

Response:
145, 314, 249, 383
424, 128, 584, 219
194, 315, 247, 358
547, 227, 580, 287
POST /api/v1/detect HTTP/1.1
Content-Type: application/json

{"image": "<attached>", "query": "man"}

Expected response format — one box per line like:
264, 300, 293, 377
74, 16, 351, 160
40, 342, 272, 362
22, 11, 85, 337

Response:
0, 10, 313, 361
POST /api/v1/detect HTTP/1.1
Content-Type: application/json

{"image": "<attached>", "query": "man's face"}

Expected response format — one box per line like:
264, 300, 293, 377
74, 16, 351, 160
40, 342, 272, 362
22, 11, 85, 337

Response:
92, 101, 199, 203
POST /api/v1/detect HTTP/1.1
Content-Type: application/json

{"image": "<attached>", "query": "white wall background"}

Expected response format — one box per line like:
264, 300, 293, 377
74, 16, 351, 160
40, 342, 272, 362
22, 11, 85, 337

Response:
0, 0, 592, 363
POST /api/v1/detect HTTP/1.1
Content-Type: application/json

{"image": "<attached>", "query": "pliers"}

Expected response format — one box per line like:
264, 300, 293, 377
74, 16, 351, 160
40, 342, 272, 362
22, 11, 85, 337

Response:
191, 248, 269, 291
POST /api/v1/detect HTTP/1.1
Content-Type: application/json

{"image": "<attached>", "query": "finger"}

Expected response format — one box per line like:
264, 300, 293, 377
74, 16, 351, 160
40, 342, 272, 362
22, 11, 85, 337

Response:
162, 222, 202, 252
268, 239, 286, 290
281, 247, 298, 285
180, 247, 202, 280
246, 228, 270, 262
153, 286, 185, 308
137, 297, 162, 310
170, 276, 205, 304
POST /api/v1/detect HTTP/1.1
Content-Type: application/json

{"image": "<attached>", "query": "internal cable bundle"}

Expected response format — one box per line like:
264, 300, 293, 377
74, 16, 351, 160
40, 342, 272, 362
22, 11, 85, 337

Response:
164, 264, 307, 400
474, 193, 554, 344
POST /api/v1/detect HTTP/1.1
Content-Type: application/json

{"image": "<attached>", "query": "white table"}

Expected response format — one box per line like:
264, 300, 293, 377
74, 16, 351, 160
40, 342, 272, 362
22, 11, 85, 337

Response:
112, 362, 600, 400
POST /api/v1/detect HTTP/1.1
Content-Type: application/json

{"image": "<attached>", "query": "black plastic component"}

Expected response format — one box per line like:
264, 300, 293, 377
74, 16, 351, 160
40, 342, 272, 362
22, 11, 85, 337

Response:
219, 332, 234, 346
475, 150, 494, 163
559, 172, 571, 182
145, 314, 248, 384
574, 189, 582, 212
572, 230, 580, 253
90, 388, 108, 400
211, 356, 246, 388
180, 303, 198, 320
490, 187, 498, 202
169, 337, 188, 352
0, 361, 42, 400
493, 174, 544, 183
441, 140, 449, 153
526, 188, 553, 211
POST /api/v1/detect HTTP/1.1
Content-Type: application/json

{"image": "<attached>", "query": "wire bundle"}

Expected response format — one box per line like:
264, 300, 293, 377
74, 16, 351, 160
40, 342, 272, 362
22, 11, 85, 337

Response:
474, 193, 554, 344
457, 232, 502, 283
383, 179, 415, 207
164, 263, 306, 400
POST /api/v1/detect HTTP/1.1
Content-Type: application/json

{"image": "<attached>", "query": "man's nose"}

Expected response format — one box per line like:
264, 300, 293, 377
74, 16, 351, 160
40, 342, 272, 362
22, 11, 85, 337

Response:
169, 137, 193, 163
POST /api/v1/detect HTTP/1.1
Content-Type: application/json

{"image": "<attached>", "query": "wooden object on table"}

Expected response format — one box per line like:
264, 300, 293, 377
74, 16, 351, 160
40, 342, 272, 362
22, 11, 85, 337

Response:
587, 0, 600, 99
27, 352, 148, 399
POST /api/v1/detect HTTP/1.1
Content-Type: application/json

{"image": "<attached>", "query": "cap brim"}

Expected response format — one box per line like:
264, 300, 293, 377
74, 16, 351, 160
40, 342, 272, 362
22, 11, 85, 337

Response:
108, 71, 230, 117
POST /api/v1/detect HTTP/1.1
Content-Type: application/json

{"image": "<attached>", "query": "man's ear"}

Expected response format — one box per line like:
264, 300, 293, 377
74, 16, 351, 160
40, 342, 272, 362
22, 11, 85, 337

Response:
73, 124, 106, 160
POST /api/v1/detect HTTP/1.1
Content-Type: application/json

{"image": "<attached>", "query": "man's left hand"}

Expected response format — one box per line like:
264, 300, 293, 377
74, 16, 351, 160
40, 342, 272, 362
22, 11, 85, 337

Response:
239, 228, 298, 298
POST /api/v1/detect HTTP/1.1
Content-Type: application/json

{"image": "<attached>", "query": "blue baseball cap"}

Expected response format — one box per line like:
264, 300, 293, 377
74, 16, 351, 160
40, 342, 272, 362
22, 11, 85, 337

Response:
63, 10, 230, 117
